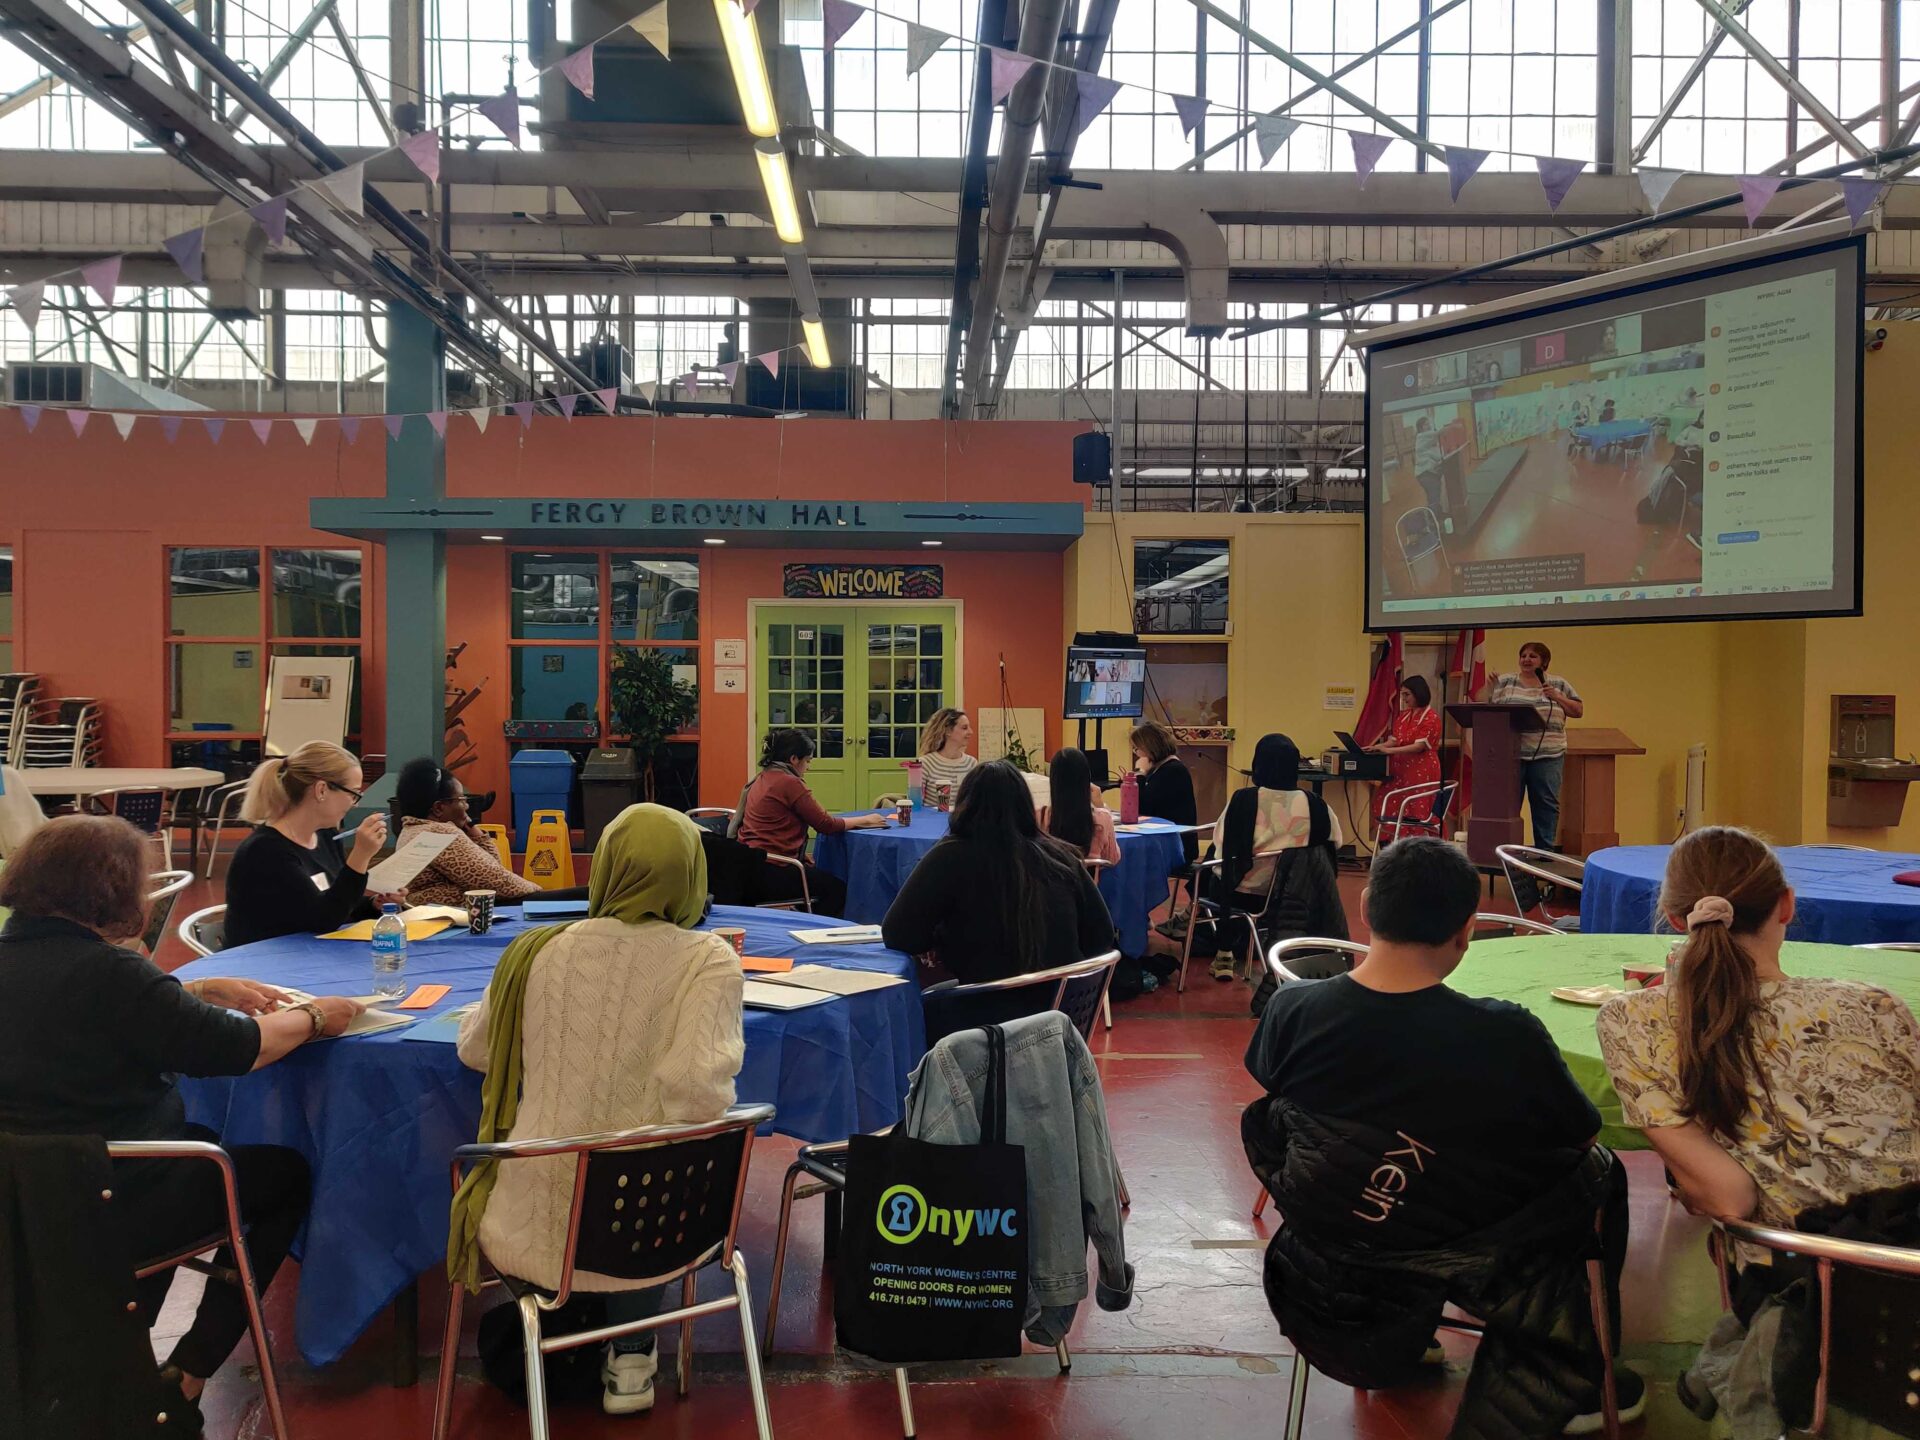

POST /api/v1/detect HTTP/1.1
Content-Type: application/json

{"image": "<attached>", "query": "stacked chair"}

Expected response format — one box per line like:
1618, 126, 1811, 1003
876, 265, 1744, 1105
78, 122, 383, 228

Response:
20, 696, 105, 769
0, 673, 37, 766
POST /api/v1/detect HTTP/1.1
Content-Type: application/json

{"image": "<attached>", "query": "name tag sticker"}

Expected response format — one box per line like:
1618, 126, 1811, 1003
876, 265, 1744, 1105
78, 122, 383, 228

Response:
310, 872, 331, 892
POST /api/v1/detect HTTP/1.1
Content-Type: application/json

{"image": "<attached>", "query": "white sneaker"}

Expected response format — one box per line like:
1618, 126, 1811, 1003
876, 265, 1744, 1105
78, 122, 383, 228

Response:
602, 1346, 658, 1416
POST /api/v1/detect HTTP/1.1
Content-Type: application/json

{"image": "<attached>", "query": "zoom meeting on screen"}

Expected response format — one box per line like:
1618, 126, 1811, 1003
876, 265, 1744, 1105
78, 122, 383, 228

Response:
1367, 239, 1861, 629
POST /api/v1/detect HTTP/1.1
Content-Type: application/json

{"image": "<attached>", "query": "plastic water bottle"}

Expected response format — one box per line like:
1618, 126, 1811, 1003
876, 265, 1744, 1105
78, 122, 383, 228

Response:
371, 903, 407, 999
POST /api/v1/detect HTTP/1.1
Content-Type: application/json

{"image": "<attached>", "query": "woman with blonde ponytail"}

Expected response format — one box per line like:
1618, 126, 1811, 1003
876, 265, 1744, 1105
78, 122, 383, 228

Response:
224, 742, 392, 947
1597, 826, 1920, 1225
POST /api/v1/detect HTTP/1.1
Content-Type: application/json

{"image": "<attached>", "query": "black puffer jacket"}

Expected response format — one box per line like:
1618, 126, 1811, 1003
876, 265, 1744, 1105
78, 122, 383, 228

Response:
1243, 1096, 1625, 1440
1245, 844, 1350, 1015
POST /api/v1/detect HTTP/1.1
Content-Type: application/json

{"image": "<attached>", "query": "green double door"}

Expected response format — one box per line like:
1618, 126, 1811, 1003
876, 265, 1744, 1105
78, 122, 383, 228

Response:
754, 604, 958, 814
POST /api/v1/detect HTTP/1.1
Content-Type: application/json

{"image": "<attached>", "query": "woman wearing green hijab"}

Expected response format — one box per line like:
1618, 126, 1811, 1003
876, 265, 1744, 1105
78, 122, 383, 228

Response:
451, 803, 744, 1416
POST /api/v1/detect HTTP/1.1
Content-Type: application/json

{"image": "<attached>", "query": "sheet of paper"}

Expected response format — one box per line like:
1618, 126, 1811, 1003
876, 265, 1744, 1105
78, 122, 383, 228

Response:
363, 828, 459, 892
318, 918, 453, 942
791, 925, 885, 945
396, 983, 452, 1010
742, 980, 838, 1010
403, 904, 471, 925
757, 964, 907, 996
741, 955, 795, 973
402, 1001, 479, 1044
277, 990, 418, 1037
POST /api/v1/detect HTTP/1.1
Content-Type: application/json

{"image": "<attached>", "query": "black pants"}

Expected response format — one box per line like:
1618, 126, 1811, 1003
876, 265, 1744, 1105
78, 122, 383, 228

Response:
119, 1127, 311, 1380
749, 855, 850, 919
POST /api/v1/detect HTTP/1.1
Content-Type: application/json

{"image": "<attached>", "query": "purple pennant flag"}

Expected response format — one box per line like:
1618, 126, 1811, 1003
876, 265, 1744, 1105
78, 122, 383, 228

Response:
426, 410, 448, 438
1255, 115, 1301, 166
757, 350, 782, 378
19, 405, 41, 433
740, 0, 760, 12
594, 386, 618, 414
822, 0, 863, 50
719, 361, 742, 387
1172, 93, 1207, 139
1739, 174, 1783, 226
159, 415, 182, 444
202, 417, 226, 445
1841, 177, 1886, 227
559, 44, 595, 99
249, 418, 273, 445
81, 256, 122, 306
511, 400, 534, 428
1536, 155, 1584, 213
384, 414, 405, 441
1445, 145, 1489, 202
250, 195, 289, 244
1072, 73, 1122, 140
479, 93, 521, 148
66, 409, 91, 438
400, 129, 441, 184
163, 229, 205, 285
8, 282, 42, 331
989, 48, 1037, 105
340, 416, 362, 445
1349, 131, 1392, 186
557, 393, 579, 419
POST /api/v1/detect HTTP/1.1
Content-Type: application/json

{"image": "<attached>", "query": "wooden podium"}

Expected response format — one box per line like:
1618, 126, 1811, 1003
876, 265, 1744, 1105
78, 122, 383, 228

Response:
1447, 702, 1545, 867
1559, 728, 1645, 855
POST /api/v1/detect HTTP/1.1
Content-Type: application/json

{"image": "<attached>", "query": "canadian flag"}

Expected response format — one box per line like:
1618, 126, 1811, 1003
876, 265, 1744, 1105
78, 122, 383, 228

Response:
1450, 628, 1487, 814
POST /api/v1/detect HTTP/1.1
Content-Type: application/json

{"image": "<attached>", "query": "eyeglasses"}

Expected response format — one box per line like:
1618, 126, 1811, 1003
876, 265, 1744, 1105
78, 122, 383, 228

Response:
330, 782, 366, 803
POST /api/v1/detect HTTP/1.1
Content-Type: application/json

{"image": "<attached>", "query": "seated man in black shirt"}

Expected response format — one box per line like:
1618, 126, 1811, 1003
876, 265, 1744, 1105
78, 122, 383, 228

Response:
1244, 836, 1641, 1437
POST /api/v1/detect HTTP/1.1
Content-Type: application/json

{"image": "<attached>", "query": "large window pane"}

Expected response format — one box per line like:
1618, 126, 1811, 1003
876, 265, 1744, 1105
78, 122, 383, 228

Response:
170, 547, 261, 637
611, 554, 699, 641
271, 549, 362, 638
511, 646, 598, 722
1133, 539, 1229, 635
511, 554, 599, 640
606, 645, 699, 736
169, 642, 262, 731
271, 644, 364, 735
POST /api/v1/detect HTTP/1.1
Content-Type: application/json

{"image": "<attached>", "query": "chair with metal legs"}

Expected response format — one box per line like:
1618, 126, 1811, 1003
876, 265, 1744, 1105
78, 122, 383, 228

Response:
1082, 857, 1117, 1029
197, 780, 252, 879
1495, 844, 1587, 927
760, 853, 814, 913
1471, 912, 1568, 939
1175, 854, 1286, 991
177, 903, 228, 958
106, 1139, 291, 1440
141, 870, 194, 958
431, 1104, 777, 1440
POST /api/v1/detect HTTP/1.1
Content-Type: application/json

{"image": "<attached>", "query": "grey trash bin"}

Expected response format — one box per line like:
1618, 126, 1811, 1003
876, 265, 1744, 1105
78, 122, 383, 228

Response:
580, 747, 640, 849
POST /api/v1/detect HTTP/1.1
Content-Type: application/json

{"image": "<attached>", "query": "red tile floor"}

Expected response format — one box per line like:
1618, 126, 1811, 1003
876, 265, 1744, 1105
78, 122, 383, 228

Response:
154, 867, 1719, 1438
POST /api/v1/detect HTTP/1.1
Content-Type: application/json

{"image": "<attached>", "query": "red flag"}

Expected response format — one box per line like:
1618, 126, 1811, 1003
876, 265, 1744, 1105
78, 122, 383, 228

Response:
1449, 628, 1487, 814
1354, 633, 1404, 749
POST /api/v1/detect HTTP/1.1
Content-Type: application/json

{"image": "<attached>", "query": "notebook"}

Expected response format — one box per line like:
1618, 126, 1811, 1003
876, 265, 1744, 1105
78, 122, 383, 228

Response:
523, 898, 590, 918
742, 980, 838, 1011
791, 924, 885, 945
755, 964, 907, 996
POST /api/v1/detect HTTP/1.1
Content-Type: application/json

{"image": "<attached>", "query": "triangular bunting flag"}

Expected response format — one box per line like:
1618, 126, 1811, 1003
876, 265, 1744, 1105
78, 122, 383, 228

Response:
719, 360, 742, 386
250, 195, 289, 244
467, 406, 491, 433
1445, 145, 1489, 202
111, 412, 136, 440
1349, 131, 1392, 186
293, 417, 318, 445
1255, 114, 1301, 167
384, 414, 405, 440
340, 416, 362, 445
989, 48, 1036, 105
740, 0, 761, 13
559, 44, 595, 99
81, 256, 121, 306
639, 380, 657, 404
557, 393, 579, 418
1739, 174, 1783, 226
163, 229, 205, 285
1172, 93, 1207, 139
479, 92, 521, 148
400, 129, 441, 184
511, 401, 534, 427
1072, 73, 1122, 140
66, 409, 91, 438
427, 410, 448, 438
757, 349, 782, 378
1637, 167, 1683, 212
20, 405, 42, 432
1536, 155, 1584, 212
8, 282, 42, 332
594, 386, 618, 414
317, 162, 366, 218
1841, 177, 1886, 227
249, 418, 274, 444
202, 417, 226, 444
905, 21, 946, 77
160, 415, 182, 443
628, 1, 669, 58
822, 0, 863, 50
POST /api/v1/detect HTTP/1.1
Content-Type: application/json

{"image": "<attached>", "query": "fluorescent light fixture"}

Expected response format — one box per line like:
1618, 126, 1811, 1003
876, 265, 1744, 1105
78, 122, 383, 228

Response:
754, 141, 805, 244
703, 537, 727, 545
713, 0, 778, 138
801, 315, 831, 367
481, 533, 505, 541
921, 540, 943, 547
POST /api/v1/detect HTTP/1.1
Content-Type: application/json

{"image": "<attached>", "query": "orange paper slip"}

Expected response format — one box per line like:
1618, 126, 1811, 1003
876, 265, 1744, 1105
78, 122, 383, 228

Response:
397, 984, 452, 1010
741, 955, 795, 974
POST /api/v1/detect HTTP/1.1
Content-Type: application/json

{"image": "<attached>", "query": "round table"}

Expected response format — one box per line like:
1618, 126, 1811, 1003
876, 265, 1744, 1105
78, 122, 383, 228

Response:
812, 810, 1188, 957
173, 905, 924, 1368
1451, 934, 1920, 1152
1582, 845, 1920, 945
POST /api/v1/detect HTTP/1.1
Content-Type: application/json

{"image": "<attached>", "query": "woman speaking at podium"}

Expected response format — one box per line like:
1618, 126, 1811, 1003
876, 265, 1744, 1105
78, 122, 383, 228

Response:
1486, 640, 1584, 856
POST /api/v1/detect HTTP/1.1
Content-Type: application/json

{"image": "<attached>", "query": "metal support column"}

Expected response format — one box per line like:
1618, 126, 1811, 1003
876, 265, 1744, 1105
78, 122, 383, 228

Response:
1596, 0, 1632, 172
1884, 0, 1901, 149
1111, 271, 1124, 505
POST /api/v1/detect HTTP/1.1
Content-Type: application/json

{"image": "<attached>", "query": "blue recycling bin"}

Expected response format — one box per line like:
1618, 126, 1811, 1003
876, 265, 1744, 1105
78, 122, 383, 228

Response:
509, 749, 576, 848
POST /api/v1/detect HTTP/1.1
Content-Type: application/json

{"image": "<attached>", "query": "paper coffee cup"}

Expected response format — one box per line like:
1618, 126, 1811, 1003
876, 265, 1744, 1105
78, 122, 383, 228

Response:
465, 889, 497, 935
714, 926, 746, 956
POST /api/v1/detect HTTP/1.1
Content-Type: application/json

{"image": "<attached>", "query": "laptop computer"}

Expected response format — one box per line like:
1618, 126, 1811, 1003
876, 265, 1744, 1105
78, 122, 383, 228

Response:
1333, 730, 1367, 756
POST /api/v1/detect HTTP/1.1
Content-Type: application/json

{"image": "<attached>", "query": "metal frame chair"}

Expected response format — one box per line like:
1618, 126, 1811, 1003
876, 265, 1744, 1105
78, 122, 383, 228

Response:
1082, 857, 1117, 1030
1710, 1218, 1920, 1436
1495, 844, 1586, 922
760, 852, 814, 913
142, 869, 194, 957
178, 903, 227, 958
1175, 848, 1291, 991
1471, 912, 1567, 938
921, 951, 1121, 1049
85, 786, 174, 866
1375, 780, 1458, 847
197, 780, 252, 879
431, 1104, 777, 1440
106, 1139, 290, 1440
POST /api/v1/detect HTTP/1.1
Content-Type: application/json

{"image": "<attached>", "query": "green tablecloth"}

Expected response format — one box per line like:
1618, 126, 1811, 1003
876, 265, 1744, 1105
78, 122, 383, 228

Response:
1450, 936, 1920, 1153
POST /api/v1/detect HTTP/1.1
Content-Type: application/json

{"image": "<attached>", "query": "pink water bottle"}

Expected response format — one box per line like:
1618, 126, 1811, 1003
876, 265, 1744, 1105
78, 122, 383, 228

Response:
1120, 771, 1140, 824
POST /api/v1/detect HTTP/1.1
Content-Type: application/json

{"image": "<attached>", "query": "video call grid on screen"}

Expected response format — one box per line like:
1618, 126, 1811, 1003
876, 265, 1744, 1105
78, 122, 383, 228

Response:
1363, 236, 1863, 631
1065, 647, 1148, 720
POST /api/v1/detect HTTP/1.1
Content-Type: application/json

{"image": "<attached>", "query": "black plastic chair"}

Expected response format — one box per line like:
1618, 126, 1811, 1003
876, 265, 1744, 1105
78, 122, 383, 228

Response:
921, 951, 1121, 1049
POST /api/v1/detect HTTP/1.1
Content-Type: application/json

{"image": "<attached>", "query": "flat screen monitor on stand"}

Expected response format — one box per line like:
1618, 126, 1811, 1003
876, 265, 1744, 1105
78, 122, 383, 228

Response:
1066, 633, 1146, 787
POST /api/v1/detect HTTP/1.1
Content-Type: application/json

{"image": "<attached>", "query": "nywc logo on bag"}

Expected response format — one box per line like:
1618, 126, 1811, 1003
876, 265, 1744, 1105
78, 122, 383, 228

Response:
876, 1184, 1021, 1245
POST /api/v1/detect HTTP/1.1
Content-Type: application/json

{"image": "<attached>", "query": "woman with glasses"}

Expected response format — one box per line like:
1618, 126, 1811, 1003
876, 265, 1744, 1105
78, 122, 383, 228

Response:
390, 757, 544, 908
223, 741, 395, 947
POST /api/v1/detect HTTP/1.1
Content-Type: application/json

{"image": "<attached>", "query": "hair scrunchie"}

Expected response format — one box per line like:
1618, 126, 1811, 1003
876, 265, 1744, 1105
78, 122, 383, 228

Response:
1686, 895, 1735, 930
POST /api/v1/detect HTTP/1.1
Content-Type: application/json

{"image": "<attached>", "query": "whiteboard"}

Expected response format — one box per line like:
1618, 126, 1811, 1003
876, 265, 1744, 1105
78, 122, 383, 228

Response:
263, 656, 357, 757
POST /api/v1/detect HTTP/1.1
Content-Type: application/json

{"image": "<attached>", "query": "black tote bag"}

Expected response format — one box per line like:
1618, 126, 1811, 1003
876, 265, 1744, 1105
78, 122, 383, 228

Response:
834, 1025, 1029, 1363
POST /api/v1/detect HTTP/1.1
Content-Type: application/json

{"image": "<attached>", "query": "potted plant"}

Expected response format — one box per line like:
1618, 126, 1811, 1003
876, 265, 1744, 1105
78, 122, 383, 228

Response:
607, 644, 699, 802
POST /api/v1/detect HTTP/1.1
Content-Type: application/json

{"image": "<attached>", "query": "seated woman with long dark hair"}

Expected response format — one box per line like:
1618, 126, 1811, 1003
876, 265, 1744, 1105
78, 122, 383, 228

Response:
390, 758, 544, 908
882, 760, 1115, 986
734, 727, 888, 918
1038, 746, 1120, 865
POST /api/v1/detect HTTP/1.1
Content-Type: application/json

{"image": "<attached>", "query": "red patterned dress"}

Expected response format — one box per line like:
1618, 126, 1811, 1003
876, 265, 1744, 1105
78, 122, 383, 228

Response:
1372, 704, 1442, 829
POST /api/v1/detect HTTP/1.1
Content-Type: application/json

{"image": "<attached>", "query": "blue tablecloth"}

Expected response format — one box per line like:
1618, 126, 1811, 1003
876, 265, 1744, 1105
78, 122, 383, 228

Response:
814, 810, 1187, 957
1571, 419, 1653, 447
173, 905, 923, 1368
1583, 844, 1920, 945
